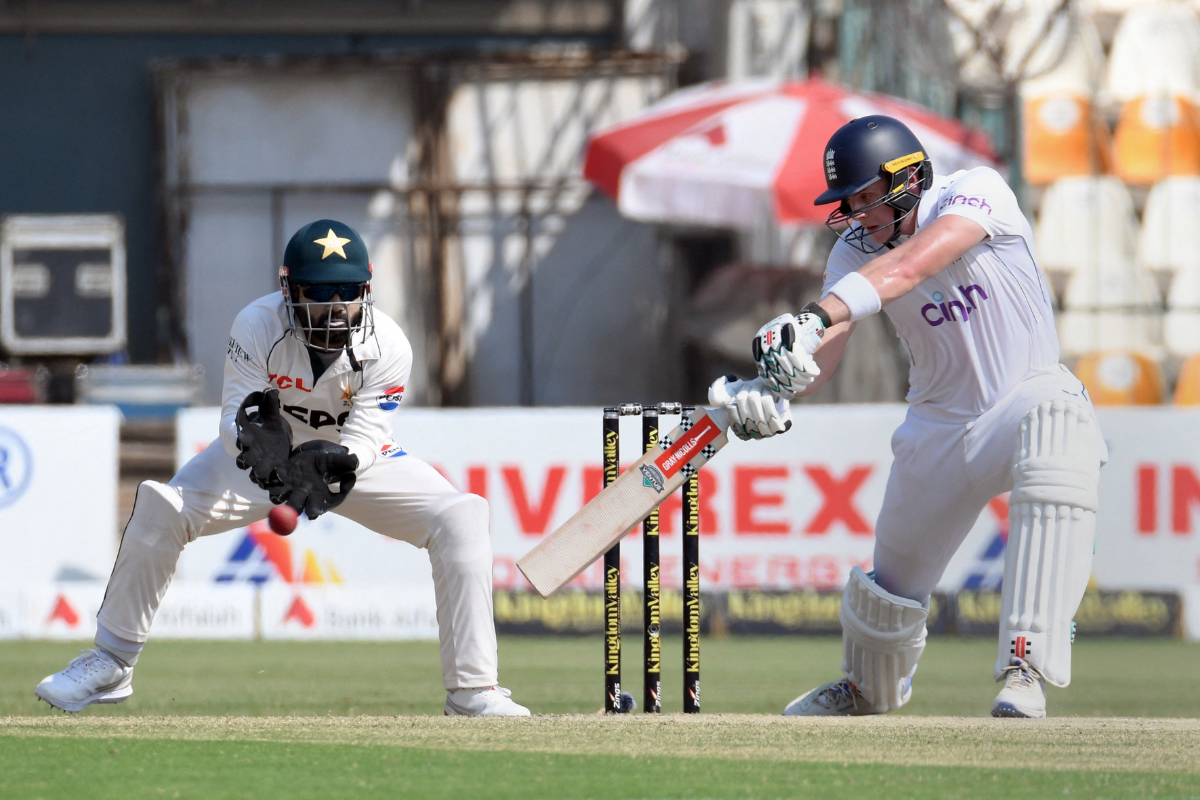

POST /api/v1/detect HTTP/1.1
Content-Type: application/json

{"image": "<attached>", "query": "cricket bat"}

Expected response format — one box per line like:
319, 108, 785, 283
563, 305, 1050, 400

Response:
517, 406, 732, 598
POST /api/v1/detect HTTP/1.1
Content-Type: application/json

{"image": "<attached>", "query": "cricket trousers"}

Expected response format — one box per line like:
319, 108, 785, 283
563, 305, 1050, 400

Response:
871, 366, 1105, 603
98, 440, 499, 690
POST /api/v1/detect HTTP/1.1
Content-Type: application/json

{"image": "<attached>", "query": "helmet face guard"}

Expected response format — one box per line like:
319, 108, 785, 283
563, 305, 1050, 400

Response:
279, 268, 376, 353
814, 116, 935, 254
824, 158, 932, 254
278, 218, 375, 353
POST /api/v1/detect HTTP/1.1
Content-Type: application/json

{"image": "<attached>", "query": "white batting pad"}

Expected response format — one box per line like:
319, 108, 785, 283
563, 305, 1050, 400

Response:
997, 400, 1104, 687
839, 566, 928, 713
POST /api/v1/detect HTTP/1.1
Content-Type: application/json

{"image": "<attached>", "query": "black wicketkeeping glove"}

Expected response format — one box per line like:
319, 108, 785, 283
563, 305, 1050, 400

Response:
235, 389, 293, 490
269, 440, 359, 520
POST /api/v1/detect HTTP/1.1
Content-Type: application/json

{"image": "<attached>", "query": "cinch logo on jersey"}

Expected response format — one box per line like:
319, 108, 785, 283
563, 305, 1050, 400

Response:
654, 414, 721, 478
921, 284, 990, 326
378, 385, 404, 411
940, 194, 993, 215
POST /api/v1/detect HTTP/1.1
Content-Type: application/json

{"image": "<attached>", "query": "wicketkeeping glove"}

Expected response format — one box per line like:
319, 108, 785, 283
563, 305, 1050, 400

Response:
270, 440, 360, 520
752, 312, 824, 399
708, 375, 793, 441
235, 389, 293, 490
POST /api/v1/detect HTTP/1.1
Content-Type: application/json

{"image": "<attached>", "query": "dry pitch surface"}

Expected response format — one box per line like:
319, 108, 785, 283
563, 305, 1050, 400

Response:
4, 714, 1199, 775
5, 639, 1200, 797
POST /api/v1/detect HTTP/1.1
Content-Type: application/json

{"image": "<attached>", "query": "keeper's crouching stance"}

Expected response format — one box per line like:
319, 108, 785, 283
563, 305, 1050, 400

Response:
36, 219, 529, 717
708, 117, 1106, 718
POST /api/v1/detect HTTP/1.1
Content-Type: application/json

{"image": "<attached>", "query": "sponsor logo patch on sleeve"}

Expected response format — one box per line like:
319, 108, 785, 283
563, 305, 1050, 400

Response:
377, 385, 405, 411
379, 441, 407, 458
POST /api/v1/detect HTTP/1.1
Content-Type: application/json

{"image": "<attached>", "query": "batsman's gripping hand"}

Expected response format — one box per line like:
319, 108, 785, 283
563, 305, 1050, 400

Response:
270, 440, 359, 520
752, 312, 824, 399
708, 375, 792, 441
235, 389, 293, 490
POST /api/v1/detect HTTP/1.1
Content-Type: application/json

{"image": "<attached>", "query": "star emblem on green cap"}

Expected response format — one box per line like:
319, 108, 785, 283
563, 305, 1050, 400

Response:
313, 229, 352, 260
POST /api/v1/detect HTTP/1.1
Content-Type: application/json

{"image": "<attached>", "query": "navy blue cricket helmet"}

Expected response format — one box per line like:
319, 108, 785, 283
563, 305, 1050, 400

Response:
815, 116, 933, 252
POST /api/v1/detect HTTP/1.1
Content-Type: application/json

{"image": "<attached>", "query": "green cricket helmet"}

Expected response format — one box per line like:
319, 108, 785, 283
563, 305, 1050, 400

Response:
278, 219, 375, 353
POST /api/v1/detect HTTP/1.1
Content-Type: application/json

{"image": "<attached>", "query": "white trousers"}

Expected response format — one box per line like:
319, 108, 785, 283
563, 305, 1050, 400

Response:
872, 368, 1101, 603
98, 441, 499, 690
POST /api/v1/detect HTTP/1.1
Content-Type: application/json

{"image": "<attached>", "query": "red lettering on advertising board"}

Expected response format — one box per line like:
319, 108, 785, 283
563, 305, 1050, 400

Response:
803, 465, 873, 535
699, 559, 722, 586
1172, 465, 1200, 534
583, 466, 604, 504
283, 596, 315, 627
766, 555, 802, 586
731, 555, 759, 587
46, 595, 79, 626
467, 466, 487, 499
809, 555, 844, 588
1138, 464, 1157, 534
502, 466, 566, 535
734, 467, 789, 535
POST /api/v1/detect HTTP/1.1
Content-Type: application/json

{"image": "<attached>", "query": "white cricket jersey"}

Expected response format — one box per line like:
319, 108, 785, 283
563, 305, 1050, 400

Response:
217, 293, 412, 474
823, 167, 1060, 421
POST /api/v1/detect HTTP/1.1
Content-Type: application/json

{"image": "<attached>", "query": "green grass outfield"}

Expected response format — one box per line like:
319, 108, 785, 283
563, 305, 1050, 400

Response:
2, 636, 1198, 799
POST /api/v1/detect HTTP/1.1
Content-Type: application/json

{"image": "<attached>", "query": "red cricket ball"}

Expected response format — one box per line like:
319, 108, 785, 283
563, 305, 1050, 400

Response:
268, 504, 299, 536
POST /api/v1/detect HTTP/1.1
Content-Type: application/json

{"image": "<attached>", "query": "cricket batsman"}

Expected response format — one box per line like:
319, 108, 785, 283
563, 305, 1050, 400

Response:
709, 116, 1106, 718
36, 219, 530, 717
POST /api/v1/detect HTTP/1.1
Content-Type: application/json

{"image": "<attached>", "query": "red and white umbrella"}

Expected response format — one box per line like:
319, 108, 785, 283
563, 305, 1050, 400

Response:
584, 78, 1000, 228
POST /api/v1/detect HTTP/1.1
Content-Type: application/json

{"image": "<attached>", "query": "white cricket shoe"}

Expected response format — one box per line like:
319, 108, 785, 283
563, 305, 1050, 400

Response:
992, 656, 1047, 718
783, 677, 882, 716
35, 649, 133, 713
444, 686, 531, 717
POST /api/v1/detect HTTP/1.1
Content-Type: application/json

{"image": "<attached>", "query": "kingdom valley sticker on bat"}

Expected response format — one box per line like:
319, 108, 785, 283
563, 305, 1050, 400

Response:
654, 414, 721, 478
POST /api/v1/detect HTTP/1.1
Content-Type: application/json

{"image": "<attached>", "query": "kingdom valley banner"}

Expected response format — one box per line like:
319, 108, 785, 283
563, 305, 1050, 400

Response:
172, 405, 1200, 601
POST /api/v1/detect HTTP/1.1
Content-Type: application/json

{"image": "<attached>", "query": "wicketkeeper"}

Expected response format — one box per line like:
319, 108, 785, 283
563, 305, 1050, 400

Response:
37, 219, 530, 717
709, 116, 1106, 718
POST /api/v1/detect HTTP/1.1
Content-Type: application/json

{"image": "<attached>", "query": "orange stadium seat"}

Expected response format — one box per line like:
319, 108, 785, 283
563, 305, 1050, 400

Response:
1175, 353, 1200, 405
1074, 350, 1164, 405
1023, 94, 1109, 184
1112, 95, 1200, 184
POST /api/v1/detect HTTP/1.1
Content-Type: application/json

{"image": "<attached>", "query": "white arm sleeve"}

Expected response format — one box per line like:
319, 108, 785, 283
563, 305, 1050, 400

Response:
339, 327, 413, 475
218, 309, 277, 458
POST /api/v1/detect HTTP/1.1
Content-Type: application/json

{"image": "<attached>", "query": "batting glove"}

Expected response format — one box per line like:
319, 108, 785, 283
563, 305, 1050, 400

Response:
752, 312, 823, 399
708, 375, 793, 441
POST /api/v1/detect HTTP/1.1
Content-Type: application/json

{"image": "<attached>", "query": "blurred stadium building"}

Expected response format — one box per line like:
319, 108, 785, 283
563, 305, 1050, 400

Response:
1, 0, 1197, 408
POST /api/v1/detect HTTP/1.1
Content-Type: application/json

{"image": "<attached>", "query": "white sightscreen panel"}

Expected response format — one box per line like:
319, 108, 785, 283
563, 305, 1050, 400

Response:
182, 71, 414, 186
185, 194, 275, 403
